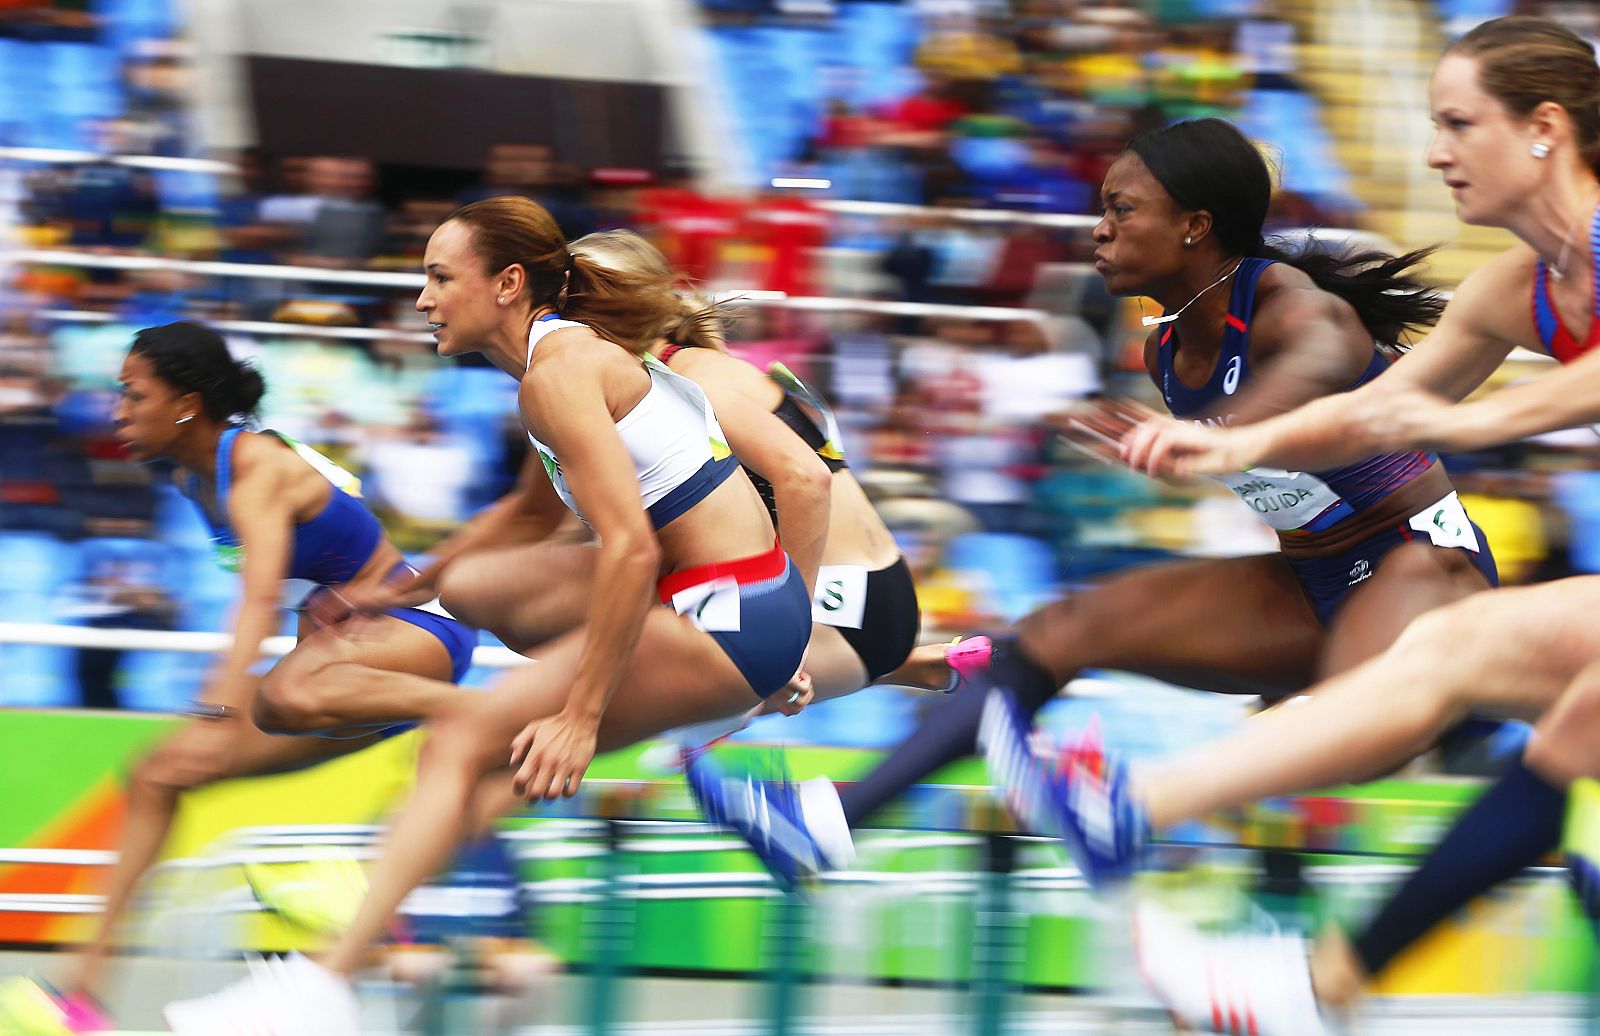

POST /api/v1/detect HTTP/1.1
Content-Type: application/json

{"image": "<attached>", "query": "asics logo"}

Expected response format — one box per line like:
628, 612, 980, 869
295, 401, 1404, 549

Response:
1221, 356, 1242, 396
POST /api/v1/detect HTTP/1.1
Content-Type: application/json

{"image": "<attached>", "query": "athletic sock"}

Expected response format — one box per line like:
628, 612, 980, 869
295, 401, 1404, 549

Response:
840, 637, 1061, 828
1351, 755, 1566, 976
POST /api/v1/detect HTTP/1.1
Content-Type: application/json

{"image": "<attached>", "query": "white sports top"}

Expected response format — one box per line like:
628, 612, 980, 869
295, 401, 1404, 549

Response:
524, 316, 737, 529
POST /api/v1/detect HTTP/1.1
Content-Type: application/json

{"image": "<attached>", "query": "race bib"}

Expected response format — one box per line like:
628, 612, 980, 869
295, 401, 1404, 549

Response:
670, 576, 742, 632
811, 564, 869, 629
1215, 467, 1351, 532
1408, 491, 1480, 552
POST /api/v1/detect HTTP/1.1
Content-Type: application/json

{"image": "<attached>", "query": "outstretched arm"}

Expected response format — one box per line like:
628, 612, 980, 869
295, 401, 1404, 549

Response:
1120, 254, 1526, 477
509, 341, 661, 800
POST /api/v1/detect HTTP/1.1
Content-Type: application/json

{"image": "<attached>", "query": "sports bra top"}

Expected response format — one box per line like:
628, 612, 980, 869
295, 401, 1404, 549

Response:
182, 426, 380, 583
524, 315, 738, 529
1155, 257, 1435, 534
1531, 204, 1600, 365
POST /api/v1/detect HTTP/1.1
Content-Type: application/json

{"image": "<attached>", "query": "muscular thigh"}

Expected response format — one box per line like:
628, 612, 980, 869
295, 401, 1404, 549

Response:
1318, 540, 1493, 678
277, 614, 456, 684
1017, 553, 1326, 695
440, 608, 762, 768
1397, 576, 1600, 720
440, 541, 597, 650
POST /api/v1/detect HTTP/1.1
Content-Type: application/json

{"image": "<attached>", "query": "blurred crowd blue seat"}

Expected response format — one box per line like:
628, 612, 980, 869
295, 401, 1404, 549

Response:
1236, 88, 1353, 208
1555, 471, 1600, 575
706, 3, 919, 188
0, 0, 179, 149
0, 533, 79, 707
945, 530, 1059, 623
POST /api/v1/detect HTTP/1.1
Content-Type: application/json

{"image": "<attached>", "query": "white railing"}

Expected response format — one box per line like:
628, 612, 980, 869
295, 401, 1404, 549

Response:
0, 148, 234, 175
0, 620, 529, 668
0, 142, 1102, 231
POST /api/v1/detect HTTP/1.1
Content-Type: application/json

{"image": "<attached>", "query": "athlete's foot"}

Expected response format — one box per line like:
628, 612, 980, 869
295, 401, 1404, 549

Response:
164, 952, 359, 1036
0, 976, 112, 1035
977, 687, 1147, 886
1307, 927, 1369, 1012
944, 635, 992, 691
245, 854, 370, 936
879, 636, 993, 692
684, 754, 854, 889
1132, 900, 1333, 1036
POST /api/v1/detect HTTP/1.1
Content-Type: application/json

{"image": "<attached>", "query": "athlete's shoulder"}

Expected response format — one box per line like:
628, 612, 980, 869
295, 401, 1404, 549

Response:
1249, 261, 1349, 329
226, 429, 297, 486
1442, 245, 1539, 335
1460, 242, 1539, 293
526, 324, 616, 375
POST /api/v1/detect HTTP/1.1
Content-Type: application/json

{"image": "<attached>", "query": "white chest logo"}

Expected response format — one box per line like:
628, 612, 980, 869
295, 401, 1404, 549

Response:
1221, 356, 1243, 396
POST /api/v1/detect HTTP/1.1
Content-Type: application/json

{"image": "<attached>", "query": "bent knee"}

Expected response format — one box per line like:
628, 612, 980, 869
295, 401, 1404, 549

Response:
1543, 670, 1600, 735
417, 710, 502, 776
130, 744, 199, 799
437, 559, 504, 628
1392, 588, 1492, 650
255, 663, 335, 733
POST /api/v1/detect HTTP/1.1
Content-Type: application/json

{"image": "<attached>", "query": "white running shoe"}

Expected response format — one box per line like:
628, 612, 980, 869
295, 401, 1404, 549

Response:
164, 951, 361, 1035
1132, 901, 1332, 1036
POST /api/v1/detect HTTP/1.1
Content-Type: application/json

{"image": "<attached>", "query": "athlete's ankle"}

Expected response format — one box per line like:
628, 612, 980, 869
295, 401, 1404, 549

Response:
1309, 925, 1367, 1010
990, 635, 1061, 710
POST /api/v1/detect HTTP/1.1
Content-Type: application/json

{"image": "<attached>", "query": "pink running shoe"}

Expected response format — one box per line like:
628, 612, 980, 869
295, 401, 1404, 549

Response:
943, 635, 993, 692
0, 976, 112, 1034
58, 991, 110, 1034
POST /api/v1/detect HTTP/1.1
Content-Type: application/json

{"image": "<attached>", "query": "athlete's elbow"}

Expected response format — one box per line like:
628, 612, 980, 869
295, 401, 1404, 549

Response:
784, 457, 833, 508
608, 530, 661, 578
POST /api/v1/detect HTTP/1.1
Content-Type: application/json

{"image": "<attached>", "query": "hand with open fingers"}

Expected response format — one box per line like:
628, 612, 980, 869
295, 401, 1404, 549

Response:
1119, 413, 1259, 478
510, 710, 599, 801
1045, 397, 1162, 466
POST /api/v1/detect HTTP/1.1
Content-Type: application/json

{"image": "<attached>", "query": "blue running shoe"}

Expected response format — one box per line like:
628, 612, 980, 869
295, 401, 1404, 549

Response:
977, 687, 1148, 886
684, 753, 854, 889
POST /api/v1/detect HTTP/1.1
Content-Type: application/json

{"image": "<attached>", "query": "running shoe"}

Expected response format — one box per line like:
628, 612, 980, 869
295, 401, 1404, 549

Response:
1039, 713, 1105, 782
1566, 776, 1600, 919
164, 952, 359, 1036
1132, 900, 1332, 1036
977, 687, 1147, 886
943, 635, 993, 692
244, 854, 369, 936
683, 753, 854, 889
0, 976, 110, 1035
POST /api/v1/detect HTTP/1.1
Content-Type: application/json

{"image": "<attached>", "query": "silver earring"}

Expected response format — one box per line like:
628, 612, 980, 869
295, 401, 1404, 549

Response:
1532, 142, 1551, 159
1184, 236, 1193, 246
498, 296, 507, 304
176, 415, 194, 425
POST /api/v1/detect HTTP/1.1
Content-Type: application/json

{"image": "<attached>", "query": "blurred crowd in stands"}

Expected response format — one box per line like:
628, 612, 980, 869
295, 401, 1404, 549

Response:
0, 0, 1595, 714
